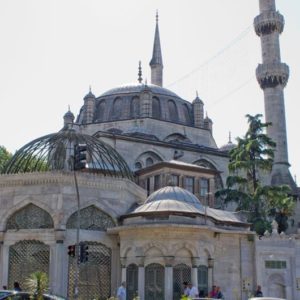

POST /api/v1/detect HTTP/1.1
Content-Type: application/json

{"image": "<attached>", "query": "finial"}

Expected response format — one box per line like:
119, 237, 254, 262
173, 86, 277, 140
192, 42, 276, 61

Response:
228, 131, 232, 143
294, 175, 297, 185
196, 90, 199, 98
205, 111, 208, 118
156, 10, 159, 23
68, 105, 71, 111
89, 85, 92, 93
145, 78, 148, 85
138, 61, 143, 83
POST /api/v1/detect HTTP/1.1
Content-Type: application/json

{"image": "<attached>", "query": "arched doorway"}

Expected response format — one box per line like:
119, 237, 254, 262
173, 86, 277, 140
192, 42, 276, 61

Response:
145, 263, 164, 300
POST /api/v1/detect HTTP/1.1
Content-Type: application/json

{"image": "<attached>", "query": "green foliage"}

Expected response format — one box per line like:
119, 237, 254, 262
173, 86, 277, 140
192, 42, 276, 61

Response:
0, 145, 12, 172
216, 114, 295, 234
24, 271, 48, 300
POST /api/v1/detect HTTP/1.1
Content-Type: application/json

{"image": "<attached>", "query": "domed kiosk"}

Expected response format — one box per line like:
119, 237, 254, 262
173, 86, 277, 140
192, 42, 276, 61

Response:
110, 186, 251, 299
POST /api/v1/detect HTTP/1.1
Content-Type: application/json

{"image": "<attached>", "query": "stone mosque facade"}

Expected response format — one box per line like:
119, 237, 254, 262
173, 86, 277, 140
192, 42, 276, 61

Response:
0, 1, 299, 299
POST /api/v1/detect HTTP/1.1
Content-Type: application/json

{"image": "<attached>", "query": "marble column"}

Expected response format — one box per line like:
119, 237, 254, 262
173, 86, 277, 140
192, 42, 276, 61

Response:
137, 256, 145, 300
164, 256, 174, 299
120, 257, 127, 283
191, 257, 199, 287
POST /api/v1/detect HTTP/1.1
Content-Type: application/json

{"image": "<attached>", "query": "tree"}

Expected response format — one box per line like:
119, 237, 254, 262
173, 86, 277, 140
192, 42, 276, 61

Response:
216, 114, 295, 235
25, 271, 48, 300
0, 145, 12, 172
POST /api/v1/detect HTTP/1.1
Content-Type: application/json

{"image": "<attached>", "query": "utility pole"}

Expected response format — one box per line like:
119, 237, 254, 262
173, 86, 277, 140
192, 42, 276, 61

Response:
72, 144, 87, 299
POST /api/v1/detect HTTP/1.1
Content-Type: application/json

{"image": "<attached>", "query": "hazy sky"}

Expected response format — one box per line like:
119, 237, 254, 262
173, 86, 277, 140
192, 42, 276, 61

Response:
0, 0, 299, 181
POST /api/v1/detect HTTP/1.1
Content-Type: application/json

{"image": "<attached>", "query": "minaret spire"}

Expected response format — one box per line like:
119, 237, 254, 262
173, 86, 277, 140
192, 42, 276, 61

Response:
138, 61, 143, 83
254, 0, 296, 191
149, 10, 163, 87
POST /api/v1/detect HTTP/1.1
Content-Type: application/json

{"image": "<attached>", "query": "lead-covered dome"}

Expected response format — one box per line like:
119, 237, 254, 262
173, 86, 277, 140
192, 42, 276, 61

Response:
78, 83, 195, 127
2, 128, 133, 180
128, 186, 204, 216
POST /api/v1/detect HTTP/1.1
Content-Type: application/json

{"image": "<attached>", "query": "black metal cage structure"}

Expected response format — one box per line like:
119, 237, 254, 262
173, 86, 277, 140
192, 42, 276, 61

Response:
2, 128, 133, 180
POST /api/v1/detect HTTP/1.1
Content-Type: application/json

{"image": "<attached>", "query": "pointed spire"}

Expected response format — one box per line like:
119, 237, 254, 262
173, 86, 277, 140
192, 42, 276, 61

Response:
228, 131, 232, 144
150, 10, 163, 86
138, 61, 143, 83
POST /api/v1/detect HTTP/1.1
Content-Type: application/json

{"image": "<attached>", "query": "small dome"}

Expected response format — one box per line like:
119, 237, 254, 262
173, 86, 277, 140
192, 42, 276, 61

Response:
84, 91, 95, 99
220, 141, 236, 152
192, 94, 203, 105
130, 186, 204, 215
2, 128, 133, 180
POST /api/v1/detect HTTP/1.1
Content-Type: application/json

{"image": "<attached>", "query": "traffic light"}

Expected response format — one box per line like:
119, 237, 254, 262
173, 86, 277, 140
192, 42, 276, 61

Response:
68, 244, 76, 257
79, 242, 89, 263
74, 144, 87, 170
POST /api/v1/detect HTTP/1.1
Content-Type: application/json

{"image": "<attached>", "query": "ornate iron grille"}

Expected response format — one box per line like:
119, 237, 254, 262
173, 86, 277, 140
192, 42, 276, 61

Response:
197, 265, 208, 297
145, 263, 164, 300
2, 128, 133, 181
126, 264, 138, 300
6, 204, 54, 230
173, 264, 191, 300
66, 206, 115, 230
68, 242, 111, 300
8, 240, 50, 289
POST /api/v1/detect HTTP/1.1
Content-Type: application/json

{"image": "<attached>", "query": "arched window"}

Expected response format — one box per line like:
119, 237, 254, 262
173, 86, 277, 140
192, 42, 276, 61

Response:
145, 263, 164, 300
6, 204, 53, 230
182, 104, 191, 124
131, 97, 140, 118
168, 100, 178, 122
135, 162, 142, 170
96, 100, 106, 121
197, 265, 208, 297
127, 264, 138, 300
66, 206, 115, 230
152, 97, 161, 119
173, 264, 191, 300
146, 157, 154, 167
111, 97, 122, 120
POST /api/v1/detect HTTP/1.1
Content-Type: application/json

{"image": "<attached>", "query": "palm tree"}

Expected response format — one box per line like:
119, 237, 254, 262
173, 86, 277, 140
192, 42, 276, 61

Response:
25, 271, 48, 300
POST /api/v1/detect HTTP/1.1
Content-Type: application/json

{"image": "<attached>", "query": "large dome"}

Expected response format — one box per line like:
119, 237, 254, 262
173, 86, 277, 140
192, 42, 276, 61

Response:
2, 128, 133, 180
100, 83, 180, 98
78, 83, 195, 127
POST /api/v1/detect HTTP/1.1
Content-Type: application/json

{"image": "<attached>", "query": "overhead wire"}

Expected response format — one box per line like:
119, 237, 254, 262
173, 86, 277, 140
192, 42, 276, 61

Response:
166, 26, 252, 88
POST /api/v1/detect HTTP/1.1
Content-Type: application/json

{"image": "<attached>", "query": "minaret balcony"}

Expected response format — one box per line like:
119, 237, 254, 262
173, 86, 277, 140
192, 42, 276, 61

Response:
256, 62, 289, 89
254, 11, 284, 36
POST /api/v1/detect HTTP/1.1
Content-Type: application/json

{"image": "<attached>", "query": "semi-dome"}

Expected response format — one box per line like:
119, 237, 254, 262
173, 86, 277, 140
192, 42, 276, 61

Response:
2, 128, 133, 180
128, 186, 204, 216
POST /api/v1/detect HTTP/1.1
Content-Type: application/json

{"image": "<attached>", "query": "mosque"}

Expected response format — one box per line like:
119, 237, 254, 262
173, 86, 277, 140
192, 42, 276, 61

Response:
0, 0, 299, 299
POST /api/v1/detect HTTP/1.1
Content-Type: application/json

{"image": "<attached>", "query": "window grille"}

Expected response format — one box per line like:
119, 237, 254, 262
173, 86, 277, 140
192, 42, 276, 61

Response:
173, 264, 191, 300
145, 263, 164, 300
66, 205, 115, 231
68, 242, 111, 300
198, 265, 208, 297
7, 204, 53, 230
127, 264, 138, 300
265, 260, 286, 269
8, 240, 50, 289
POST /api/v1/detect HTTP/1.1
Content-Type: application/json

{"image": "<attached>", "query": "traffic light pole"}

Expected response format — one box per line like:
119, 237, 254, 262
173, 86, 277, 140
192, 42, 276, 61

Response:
73, 169, 81, 299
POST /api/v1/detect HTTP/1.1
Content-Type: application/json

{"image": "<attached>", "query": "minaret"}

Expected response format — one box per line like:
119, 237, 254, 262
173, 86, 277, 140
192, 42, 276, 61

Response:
254, 0, 296, 190
149, 11, 163, 87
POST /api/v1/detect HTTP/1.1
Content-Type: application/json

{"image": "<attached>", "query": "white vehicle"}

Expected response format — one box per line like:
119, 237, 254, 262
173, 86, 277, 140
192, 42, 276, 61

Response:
249, 297, 286, 300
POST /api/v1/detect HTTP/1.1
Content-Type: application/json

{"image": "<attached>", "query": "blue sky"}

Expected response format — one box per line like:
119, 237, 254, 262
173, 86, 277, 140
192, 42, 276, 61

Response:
0, 0, 299, 181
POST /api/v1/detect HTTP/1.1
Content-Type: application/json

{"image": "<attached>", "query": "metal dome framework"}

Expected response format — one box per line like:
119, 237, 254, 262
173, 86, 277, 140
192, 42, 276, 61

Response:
2, 129, 133, 180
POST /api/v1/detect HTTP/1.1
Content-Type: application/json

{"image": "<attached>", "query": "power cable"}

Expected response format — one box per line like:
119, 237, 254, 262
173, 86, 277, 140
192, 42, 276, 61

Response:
166, 26, 252, 88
